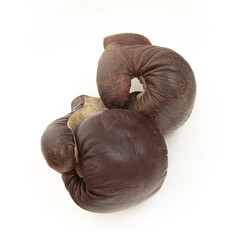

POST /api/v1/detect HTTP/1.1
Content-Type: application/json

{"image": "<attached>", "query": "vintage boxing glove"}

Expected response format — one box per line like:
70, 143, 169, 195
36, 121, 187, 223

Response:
63, 109, 167, 213
97, 33, 196, 135
41, 95, 168, 213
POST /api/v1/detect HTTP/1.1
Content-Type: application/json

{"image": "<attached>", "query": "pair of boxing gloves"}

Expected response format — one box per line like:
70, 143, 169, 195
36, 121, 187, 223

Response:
41, 33, 196, 213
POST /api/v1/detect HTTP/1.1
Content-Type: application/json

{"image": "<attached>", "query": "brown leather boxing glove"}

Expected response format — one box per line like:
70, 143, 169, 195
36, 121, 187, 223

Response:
41, 95, 167, 213
97, 33, 196, 135
63, 109, 167, 213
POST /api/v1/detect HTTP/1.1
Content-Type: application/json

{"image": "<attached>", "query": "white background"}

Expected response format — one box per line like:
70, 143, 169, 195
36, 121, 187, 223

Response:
0, 0, 250, 239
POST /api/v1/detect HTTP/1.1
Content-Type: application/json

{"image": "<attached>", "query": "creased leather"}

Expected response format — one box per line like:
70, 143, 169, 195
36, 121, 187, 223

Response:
104, 33, 151, 49
41, 96, 85, 173
62, 109, 167, 213
97, 33, 196, 134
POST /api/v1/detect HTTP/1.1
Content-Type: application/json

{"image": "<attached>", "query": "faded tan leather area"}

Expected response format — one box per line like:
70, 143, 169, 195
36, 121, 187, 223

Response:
67, 96, 107, 164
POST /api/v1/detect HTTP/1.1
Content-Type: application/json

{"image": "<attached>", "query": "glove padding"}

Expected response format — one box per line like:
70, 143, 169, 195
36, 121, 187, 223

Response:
97, 33, 196, 134
62, 109, 167, 213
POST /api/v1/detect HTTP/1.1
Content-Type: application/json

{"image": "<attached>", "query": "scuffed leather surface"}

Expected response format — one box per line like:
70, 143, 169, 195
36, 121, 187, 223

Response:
62, 109, 167, 213
71, 95, 85, 112
41, 95, 85, 173
41, 113, 76, 173
97, 33, 196, 135
104, 33, 151, 49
